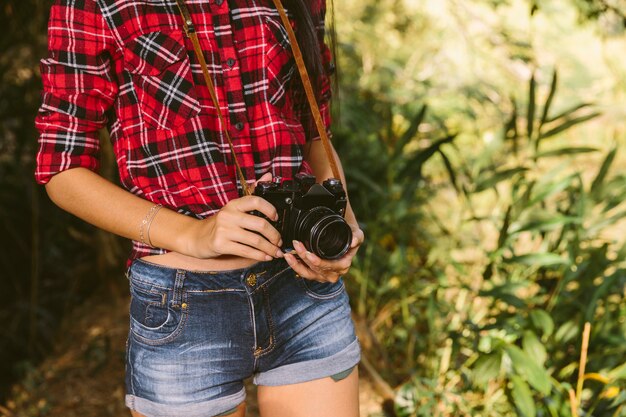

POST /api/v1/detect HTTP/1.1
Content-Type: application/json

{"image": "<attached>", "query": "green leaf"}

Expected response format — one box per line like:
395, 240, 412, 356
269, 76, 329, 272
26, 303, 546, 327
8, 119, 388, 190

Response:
528, 174, 575, 206
346, 167, 386, 196
475, 167, 528, 193
506, 253, 569, 267
523, 330, 547, 366
539, 70, 558, 129
394, 104, 427, 157
504, 98, 519, 155
554, 321, 579, 344
584, 272, 619, 322
534, 146, 598, 158
510, 213, 582, 234
398, 134, 457, 184
530, 309, 554, 338
544, 102, 593, 124
505, 344, 552, 395
510, 374, 537, 417
539, 112, 601, 139
527, 73, 536, 141
437, 149, 458, 192
608, 362, 626, 381
497, 205, 513, 249
473, 352, 503, 385
590, 147, 617, 198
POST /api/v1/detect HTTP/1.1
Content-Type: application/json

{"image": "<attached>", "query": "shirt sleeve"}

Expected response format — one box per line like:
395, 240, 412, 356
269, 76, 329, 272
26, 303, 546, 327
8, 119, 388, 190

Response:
292, 0, 334, 143
34, 0, 118, 185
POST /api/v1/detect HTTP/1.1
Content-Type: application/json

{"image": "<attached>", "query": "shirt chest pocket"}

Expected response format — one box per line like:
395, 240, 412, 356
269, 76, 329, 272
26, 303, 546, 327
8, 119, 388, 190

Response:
124, 31, 201, 131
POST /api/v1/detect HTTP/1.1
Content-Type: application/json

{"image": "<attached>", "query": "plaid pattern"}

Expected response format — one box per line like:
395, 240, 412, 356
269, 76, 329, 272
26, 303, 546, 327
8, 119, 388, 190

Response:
35, 0, 333, 261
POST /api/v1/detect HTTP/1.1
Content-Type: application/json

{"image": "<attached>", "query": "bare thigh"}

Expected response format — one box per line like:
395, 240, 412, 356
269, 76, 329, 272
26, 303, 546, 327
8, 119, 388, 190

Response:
257, 368, 359, 417
129, 402, 247, 417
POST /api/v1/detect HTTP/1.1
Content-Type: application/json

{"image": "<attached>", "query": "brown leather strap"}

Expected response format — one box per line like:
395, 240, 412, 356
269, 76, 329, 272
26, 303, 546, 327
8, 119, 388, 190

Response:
175, 0, 251, 196
270, 0, 341, 179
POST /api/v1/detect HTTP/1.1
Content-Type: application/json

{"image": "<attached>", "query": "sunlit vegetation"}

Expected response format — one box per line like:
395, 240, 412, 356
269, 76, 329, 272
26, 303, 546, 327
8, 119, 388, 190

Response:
1, 0, 625, 415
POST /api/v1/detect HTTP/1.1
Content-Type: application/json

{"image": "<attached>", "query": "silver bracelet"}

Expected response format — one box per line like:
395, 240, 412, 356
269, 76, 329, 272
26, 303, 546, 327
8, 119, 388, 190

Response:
140, 204, 163, 247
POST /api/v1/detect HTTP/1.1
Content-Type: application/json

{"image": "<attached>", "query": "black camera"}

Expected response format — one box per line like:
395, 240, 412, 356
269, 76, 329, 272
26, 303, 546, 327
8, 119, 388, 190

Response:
252, 173, 353, 260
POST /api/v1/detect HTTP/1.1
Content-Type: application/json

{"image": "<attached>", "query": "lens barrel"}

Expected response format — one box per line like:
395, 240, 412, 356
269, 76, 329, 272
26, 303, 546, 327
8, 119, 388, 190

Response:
296, 207, 352, 259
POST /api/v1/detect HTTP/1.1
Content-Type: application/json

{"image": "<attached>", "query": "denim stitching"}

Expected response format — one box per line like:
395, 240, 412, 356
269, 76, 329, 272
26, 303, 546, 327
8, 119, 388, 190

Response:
130, 291, 189, 346
254, 286, 276, 357
130, 275, 174, 291
171, 270, 186, 307
298, 277, 346, 300
251, 266, 291, 294
129, 284, 167, 326
247, 291, 259, 368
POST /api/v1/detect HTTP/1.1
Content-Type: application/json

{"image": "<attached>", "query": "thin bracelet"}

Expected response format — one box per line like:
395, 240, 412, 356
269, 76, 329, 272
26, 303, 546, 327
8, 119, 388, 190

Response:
140, 204, 163, 247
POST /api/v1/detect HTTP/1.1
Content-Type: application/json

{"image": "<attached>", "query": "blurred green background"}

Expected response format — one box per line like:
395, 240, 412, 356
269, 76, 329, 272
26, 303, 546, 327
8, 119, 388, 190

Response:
1, 0, 626, 416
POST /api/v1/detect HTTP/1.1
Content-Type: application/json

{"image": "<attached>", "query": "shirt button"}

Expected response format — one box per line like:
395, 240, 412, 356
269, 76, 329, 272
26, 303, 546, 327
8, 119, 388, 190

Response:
226, 58, 236, 67
235, 121, 245, 131
215, 0, 224, 5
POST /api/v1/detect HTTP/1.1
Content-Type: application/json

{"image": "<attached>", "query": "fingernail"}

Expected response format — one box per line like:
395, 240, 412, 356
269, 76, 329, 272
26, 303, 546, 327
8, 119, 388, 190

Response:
306, 251, 314, 260
293, 240, 301, 250
278, 239, 283, 247
265, 255, 272, 261
276, 249, 284, 258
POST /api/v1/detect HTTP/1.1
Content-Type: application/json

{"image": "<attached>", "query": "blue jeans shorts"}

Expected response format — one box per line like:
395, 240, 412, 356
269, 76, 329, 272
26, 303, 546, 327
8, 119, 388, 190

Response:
124, 258, 361, 417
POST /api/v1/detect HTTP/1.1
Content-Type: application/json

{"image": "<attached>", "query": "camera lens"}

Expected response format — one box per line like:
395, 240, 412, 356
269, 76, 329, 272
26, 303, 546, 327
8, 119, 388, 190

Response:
296, 207, 352, 260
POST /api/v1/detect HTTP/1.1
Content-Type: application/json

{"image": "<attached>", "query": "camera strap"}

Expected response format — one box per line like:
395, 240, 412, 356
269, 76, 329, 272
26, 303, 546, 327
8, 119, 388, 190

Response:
175, 0, 341, 194
268, 0, 341, 180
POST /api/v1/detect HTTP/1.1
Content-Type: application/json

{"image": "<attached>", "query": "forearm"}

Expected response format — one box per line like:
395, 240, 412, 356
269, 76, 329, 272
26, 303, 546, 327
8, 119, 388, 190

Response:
45, 167, 197, 255
304, 140, 358, 226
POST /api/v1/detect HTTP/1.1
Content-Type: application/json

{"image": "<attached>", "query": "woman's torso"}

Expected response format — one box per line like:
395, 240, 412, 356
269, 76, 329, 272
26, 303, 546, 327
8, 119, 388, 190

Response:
36, 0, 332, 269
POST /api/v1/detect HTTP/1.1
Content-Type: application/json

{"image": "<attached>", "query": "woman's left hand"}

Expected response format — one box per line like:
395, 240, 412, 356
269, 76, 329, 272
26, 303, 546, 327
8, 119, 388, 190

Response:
284, 225, 365, 283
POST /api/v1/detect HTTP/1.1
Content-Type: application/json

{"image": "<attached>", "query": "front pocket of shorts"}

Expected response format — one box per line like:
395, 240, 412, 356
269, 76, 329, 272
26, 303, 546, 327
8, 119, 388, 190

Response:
298, 277, 345, 300
129, 280, 188, 345
124, 31, 201, 130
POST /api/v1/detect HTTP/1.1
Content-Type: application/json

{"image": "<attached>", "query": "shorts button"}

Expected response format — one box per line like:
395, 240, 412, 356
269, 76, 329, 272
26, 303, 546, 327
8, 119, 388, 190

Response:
215, 0, 224, 5
246, 273, 257, 287
226, 58, 236, 67
235, 121, 245, 131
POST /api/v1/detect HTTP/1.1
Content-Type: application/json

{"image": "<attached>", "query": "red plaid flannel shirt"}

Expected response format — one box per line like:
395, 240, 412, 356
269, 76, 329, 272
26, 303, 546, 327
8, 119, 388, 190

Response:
35, 0, 333, 261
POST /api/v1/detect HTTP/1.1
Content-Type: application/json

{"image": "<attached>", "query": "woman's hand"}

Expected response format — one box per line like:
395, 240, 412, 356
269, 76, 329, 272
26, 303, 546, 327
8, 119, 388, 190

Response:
185, 173, 284, 261
284, 224, 365, 283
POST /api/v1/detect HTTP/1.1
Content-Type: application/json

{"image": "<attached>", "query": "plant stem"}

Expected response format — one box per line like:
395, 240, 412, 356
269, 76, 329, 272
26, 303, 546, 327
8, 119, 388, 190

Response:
576, 322, 592, 405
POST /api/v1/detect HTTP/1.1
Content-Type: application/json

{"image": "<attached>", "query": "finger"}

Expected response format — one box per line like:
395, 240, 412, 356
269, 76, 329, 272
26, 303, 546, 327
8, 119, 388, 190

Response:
303, 250, 352, 273
235, 196, 279, 221
238, 213, 282, 246
284, 253, 319, 280
225, 241, 274, 262
351, 228, 365, 248
253, 172, 273, 188
292, 240, 348, 271
235, 228, 283, 259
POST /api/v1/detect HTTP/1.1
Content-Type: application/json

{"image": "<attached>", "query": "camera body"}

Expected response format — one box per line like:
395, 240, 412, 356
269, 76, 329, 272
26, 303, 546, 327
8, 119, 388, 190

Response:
253, 173, 352, 260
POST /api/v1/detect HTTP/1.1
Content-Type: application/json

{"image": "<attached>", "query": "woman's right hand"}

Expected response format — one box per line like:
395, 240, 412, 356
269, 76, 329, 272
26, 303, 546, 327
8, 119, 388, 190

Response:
184, 174, 284, 262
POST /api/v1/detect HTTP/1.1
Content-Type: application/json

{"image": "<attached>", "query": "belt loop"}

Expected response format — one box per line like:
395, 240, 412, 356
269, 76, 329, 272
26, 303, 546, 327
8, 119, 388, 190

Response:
171, 269, 186, 308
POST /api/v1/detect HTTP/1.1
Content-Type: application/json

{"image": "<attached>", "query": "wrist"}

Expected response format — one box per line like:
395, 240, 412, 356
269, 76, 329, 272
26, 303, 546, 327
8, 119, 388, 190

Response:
179, 215, 205, 257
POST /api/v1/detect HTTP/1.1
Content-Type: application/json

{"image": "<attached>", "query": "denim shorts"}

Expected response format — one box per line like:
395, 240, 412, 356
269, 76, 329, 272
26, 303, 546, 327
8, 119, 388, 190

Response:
124, 258, 360, 417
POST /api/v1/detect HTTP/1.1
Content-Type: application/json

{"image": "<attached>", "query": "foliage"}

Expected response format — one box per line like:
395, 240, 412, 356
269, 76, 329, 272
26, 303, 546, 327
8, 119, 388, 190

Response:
1, 0, 626, 415
332, 0, 626, 416
0, 0, 127, 400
